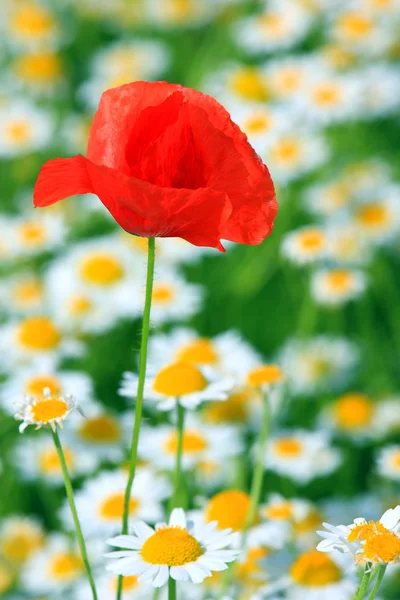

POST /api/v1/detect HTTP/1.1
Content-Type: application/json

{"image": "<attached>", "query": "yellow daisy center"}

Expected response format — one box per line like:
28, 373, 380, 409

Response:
325, 269, 353, 292
25, 375, 61, 397
99, 494, 138, 520
236, 546, 269, 585
49, 553, 82, 581
229, 68, 269, 102
334, 393, 374, 429
243, 114, 272, 135
272, 138, 301, 165
31, 397, 69, 423
14, 53, 62, 83
78, 416, 120, 443
206, 490, 251, 531
1, 529, 43, 563
68, 294, 93, 316
11, 4, 54, 38
112, 575, 139, 592
17, 317, 61, 351
260, 13, 286, 35
18, 221, 46, 245
297, 229, 325, 252
177, 339, 218, 365
0, 564, 12, 593
39, 447, 74, 474
197, 459, 220, 476
264, 502, 293, 520
164, 429, 207, 455
6, 121, 31, 143
313, 83, 342, 106
293, 510, 323, 535
391, 451, 400, 470
13, 279, 43, 306
79, 254, 124, 286
247, 364, 283, 387
153, 362, 207, 396
273, 69, 302, 95
141, 527, 203, 566
363, 531, 400, 563
337, 13, 374, 39
152, 283, 175, 304
274, 438, 303, 457
356, 204, 389, 228
291, 550, 342, 586
204, 388, 256, 424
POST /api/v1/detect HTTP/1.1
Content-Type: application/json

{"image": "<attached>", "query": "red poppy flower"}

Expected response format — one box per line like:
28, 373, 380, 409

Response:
34, 81, 277, 251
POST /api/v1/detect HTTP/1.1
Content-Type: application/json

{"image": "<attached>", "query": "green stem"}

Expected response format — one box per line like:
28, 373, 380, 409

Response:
366, 564, 387, 600
51, 429, 98, 600
169, 400, 185, 513
354, 566, 372, 600
117, 237, 156, 600
243, 394, 270, 541
168, 576, 177, 600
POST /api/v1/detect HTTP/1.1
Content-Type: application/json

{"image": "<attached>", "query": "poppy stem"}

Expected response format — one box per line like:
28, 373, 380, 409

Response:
168, 576, 177, 600
117, 237, 156, 600
169, 400, 185, 513
51, 429, 98, 600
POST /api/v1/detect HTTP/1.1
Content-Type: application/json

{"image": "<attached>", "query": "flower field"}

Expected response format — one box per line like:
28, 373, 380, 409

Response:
0, 1, 400, 599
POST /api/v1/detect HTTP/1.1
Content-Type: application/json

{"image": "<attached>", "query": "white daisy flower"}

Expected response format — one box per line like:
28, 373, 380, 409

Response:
279, 336, 359, 396
0, 360, 93, 416
147, 328, 262, 382
0, 516, 44, 565
330, 6, 395, 55
265, 430, 341, 484
15, 388, 77, 433
60, 469, 170, 538
44, 236, 145, 329
304, 181, 353, 218
14, 433, 97, 485
350, 184, 400, 245
293, 72, 361, 126
376, 445, 400, 481
138, 415, 242, 471
310, 268, 367, 306
325, 222, 372, 266
317, 505, 400, 566
79, 40, 170, 109
263, 549, 357, 600
204, 63, 269, 106
0, 315, 84, 368
320, 392, 376, 440
8, 50, 65, 96
372, 397, 400, 437
358, 64, 400, 118
149, 269, 204, 325
264, 57, 315, 101
144, 0, 220, 28
106, 507, 240, 587
65, 404, 128, 463
281, 226, 328, 266
75, 571, 152, 600
0, 272, 45, 316
21, 533, 85, 595
120, 361, 232, 411
230, 103, 287, 155
235, 0, 313, 54
2, 1, 62, 50
263, 129, 330, 184
0, 101, 54, 157
12, 211, 66, 257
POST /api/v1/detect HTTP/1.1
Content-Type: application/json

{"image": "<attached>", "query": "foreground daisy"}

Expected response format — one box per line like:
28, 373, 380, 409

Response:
120, 362, 232, 411
106, 508, 240, 587
14, 388, 77, 432
317, 505, 400, 566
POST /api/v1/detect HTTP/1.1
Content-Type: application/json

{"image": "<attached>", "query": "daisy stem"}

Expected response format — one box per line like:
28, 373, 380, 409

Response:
51, 429, 98, 600
117, 236, 156, 600
243, 393, 270, 542
354, 565, 372, 600
366, 564, 387, 600
168, 576, 177, 600
169, 400, 185, 513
